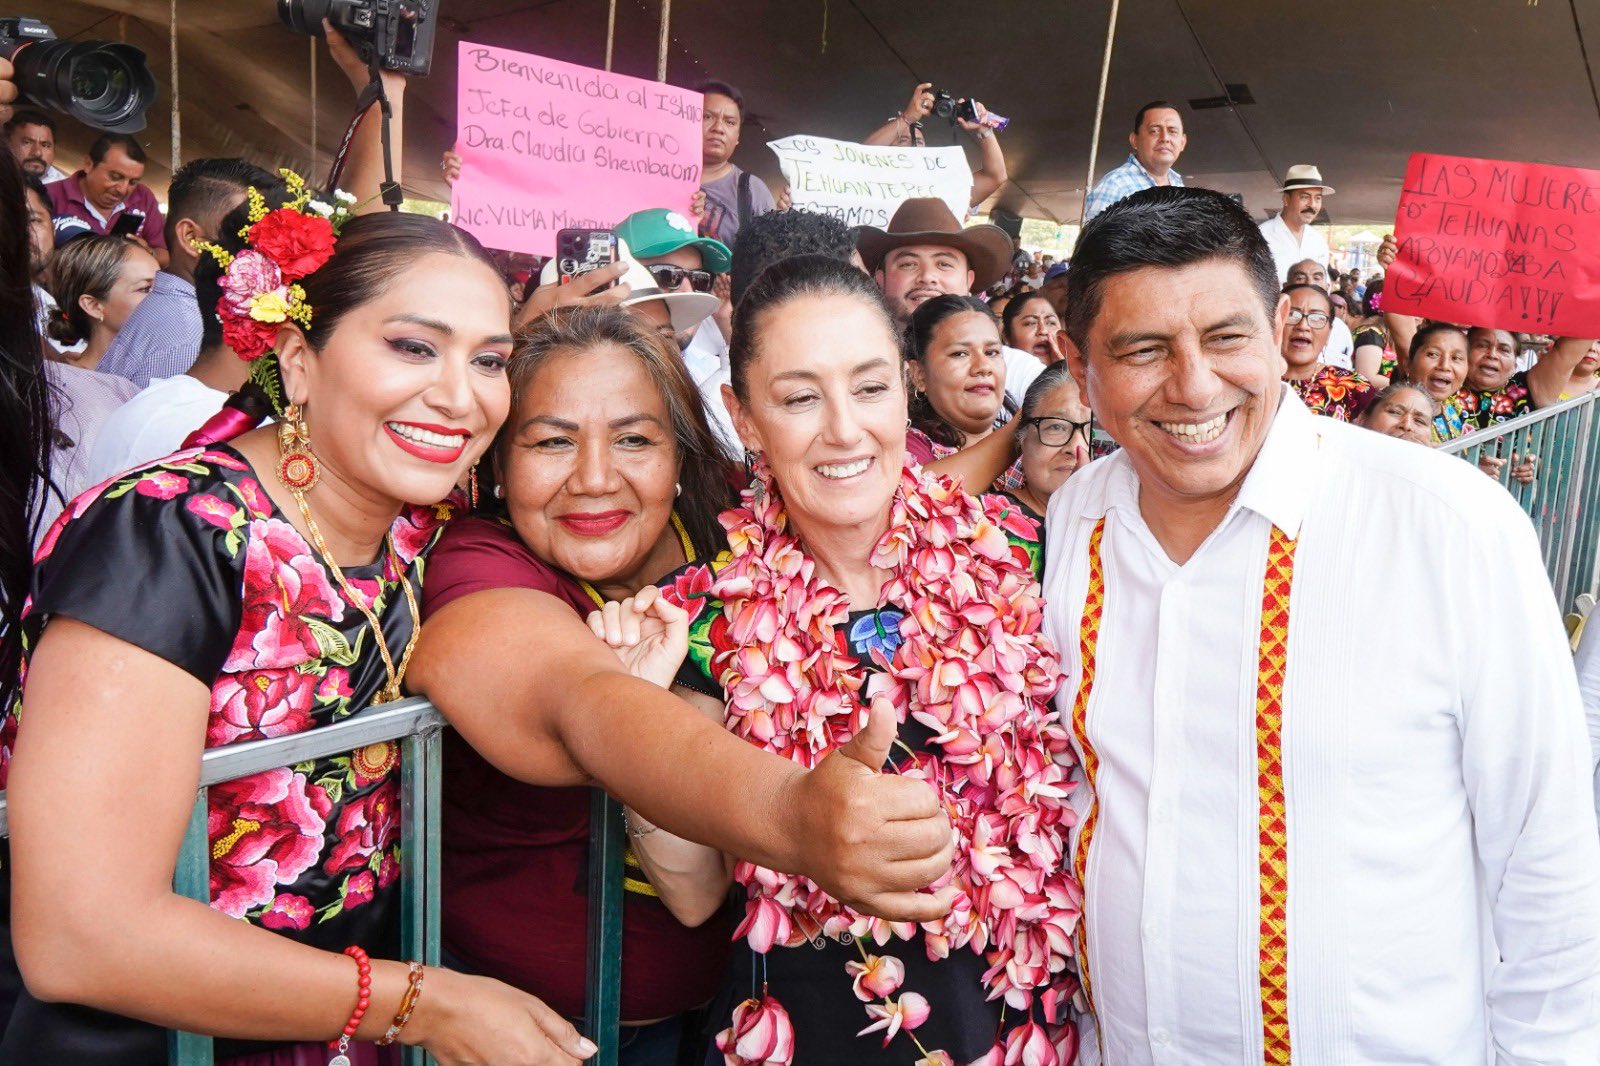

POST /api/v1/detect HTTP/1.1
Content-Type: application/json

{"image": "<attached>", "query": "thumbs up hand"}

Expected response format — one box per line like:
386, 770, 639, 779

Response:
784, 694, 957, 922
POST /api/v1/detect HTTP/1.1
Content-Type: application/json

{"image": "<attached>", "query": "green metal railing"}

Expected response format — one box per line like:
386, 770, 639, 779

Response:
1440, 391, 1600, 611
0, 697, 626, 1066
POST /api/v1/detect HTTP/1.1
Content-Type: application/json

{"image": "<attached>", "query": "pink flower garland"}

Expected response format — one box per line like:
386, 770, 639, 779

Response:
710, 457, 1081, 1064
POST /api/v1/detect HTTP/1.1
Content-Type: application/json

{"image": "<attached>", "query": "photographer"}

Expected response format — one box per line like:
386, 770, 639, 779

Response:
863, 81, 1009, 210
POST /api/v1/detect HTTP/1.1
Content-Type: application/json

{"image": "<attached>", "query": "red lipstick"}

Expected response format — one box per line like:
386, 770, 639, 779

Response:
556, 510, 630, 537
384, 422, 469, 465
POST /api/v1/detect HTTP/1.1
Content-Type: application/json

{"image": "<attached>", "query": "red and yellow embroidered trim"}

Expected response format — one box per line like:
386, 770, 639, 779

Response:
1256, 527, 1297, 1064
1068, 519, 1107, 1008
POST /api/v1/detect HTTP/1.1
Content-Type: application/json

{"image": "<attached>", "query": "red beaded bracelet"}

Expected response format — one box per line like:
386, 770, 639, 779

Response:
327, 946, 372, 1066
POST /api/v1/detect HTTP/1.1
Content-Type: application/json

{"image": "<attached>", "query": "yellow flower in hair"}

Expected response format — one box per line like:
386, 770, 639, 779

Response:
248, 289, 292, 324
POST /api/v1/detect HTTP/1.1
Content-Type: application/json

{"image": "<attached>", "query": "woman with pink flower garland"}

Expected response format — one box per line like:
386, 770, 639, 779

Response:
651, 257, 1081, 1065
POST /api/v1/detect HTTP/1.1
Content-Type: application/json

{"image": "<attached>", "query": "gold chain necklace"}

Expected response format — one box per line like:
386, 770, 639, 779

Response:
576, 512, 695, 609
290, 487, 420, 705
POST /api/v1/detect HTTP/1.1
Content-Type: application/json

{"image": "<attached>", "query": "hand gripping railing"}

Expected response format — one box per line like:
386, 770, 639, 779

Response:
1440, 391, 1600, 611
0, 697, 627, 1066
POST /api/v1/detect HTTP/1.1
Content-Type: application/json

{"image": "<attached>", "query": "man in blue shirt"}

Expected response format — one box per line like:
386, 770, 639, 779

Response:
98, 158, 274, 387
1082, 101, 1187, 222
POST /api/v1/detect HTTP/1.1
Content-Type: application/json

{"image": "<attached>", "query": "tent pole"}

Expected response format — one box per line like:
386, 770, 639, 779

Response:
657, 0, 671, 82
310, 38, 318, 178
604, 0, 617, 71
168, 0, 180, 174
1083, 0, 1122, 221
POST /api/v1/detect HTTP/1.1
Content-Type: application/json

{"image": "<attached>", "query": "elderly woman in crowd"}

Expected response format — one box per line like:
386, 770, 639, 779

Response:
1001, 291, 1066, 365
1007, 362, 1092, 528
904, 294, 1016, 469
1279, 282, 1373, 421
4, 188, 953, 1064
1356, 381, 1438, 446
646, 256, 1076, 1064
44, 233, 157, 371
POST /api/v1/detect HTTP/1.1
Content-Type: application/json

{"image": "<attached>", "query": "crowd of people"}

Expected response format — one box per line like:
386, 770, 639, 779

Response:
3, 33, 1600, 1066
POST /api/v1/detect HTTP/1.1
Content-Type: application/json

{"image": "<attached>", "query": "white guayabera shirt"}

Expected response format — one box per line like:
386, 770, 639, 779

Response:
1042, 390, 1600, 1065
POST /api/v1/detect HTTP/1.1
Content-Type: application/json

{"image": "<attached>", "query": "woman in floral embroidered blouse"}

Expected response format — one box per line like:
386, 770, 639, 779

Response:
0, 208, 605, 1063
651, 257, 1075, 1065
1280, 283, 1374, 423
1404, 322, 1472, 443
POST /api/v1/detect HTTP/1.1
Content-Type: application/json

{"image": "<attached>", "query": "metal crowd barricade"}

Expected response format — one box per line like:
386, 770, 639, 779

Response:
0, 698, 628, 1066
1440, 391, 1600, 610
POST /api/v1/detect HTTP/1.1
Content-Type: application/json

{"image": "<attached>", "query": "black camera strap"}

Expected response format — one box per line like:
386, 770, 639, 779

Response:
324, 59, 403, 212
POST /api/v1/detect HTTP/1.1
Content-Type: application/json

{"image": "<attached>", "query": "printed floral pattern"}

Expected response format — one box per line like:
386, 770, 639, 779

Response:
1458, 372, 1534, 431
1288, 364, 1375, 423
2, 446, 448, 952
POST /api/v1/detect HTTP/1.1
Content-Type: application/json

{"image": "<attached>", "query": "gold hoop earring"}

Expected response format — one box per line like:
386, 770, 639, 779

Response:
277, 403, 321, 491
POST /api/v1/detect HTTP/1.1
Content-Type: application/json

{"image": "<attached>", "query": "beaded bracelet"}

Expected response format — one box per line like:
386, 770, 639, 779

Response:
327, 946, 372, 1066
376, 961, 426, 1046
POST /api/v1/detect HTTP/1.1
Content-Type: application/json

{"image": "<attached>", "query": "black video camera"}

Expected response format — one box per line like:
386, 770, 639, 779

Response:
0, 17, 157, 133
278, 0, 438, 77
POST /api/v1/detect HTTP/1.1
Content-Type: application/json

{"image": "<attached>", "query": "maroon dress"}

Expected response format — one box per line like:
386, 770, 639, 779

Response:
421, 516, 732, 1023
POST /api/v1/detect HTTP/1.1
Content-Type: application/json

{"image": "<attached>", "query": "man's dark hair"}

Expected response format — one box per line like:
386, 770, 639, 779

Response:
1064, 186, 1279, 350
166, 158, 276, 250
695, 80, 744, 119
88, 133, 146, 166
1132, 101, 1178, 133
731, 208, 856, 304
3, 108, 56, 136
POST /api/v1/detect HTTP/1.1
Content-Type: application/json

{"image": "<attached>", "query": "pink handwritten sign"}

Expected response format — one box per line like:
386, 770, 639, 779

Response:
1387, 153, 1600, 337
450, 42, 703, 256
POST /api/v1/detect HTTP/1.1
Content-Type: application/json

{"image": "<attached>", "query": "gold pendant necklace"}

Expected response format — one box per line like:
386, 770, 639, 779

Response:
576, 512, 695, 609
291, 487, 420, 705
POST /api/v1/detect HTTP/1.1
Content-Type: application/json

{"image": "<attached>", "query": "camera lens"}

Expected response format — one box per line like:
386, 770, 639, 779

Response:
10, 39, 156, 134
70, 58, 116, 104
277, 0, 337, 37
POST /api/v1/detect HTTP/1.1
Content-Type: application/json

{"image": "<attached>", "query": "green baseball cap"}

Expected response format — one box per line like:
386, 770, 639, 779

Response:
615, 208, 732, 273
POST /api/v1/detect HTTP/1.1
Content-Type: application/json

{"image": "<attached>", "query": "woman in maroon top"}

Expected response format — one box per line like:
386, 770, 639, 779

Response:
417, 308, 741, 1062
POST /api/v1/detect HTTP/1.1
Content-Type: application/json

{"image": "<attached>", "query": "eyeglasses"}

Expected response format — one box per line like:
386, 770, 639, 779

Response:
1025, 416, 1092, 447
647, 264, 714, 293
1286, 309, 1331, 328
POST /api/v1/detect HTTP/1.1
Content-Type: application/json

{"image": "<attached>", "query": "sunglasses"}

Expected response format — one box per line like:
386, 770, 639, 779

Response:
1024, 416, 1092, 448
647, 264, 715, 293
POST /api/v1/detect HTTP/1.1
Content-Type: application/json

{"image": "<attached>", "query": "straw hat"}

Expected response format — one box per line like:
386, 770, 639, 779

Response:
1280, 165, 1335, 194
